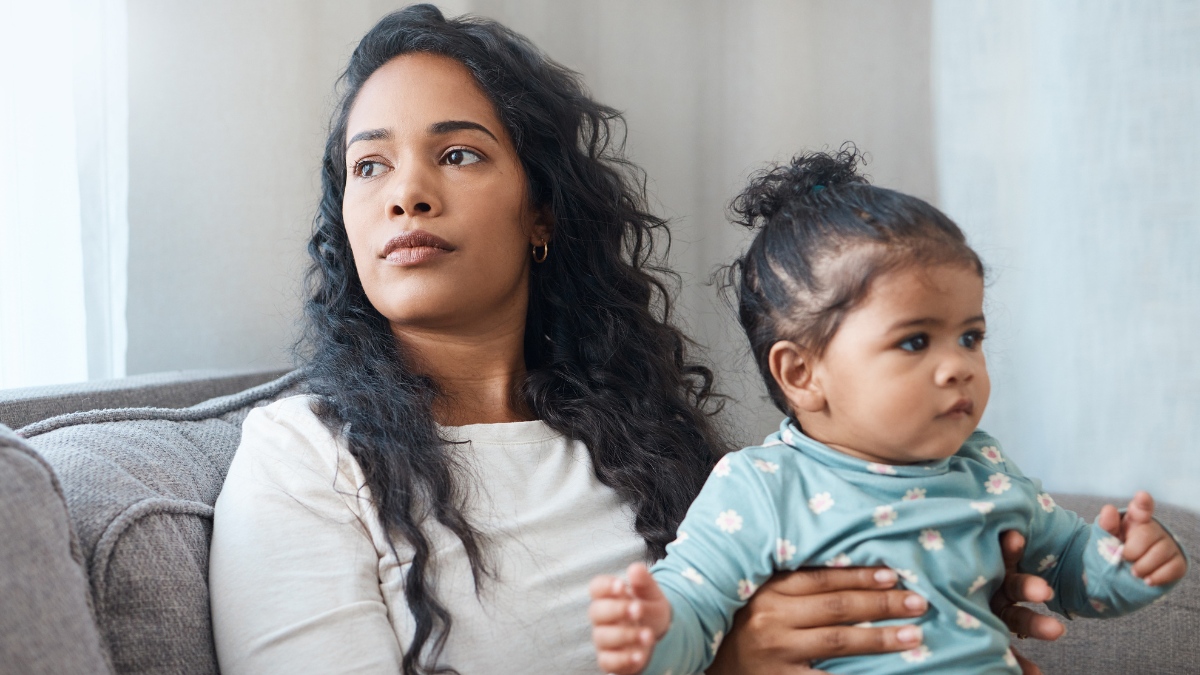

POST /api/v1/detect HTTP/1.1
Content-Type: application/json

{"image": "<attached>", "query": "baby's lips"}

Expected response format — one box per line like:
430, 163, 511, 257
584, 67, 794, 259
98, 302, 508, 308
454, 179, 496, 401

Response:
939, 397, 974, 417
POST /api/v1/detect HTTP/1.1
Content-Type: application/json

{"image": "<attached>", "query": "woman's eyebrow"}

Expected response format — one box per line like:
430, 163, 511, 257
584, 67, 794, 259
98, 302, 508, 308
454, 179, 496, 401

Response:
346, 127, 391, 150
430, 119, 498, 141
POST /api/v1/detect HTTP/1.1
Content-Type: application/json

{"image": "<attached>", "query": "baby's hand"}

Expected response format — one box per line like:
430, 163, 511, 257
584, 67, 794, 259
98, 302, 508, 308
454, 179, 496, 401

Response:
588, 562, 673, 674
1097, 491, 1188, 586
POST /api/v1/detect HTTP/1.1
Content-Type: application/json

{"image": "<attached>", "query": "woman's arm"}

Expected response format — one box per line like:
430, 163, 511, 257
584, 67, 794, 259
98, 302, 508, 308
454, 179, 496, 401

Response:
209, 402, 404, 675
708, 531, 1064, 675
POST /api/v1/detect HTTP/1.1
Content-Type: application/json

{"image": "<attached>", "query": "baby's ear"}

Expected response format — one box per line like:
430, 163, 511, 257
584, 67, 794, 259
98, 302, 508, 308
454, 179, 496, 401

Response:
768, 340, 825, 413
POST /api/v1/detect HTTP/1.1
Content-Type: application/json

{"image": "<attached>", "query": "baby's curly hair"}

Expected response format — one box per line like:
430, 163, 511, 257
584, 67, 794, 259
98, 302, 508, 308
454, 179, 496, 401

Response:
727, 144, 984, 413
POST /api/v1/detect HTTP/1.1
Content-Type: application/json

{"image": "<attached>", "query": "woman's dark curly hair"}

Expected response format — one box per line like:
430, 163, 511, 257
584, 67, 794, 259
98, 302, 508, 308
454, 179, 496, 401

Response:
727, 144, 984, 413
299, 5, 726, 673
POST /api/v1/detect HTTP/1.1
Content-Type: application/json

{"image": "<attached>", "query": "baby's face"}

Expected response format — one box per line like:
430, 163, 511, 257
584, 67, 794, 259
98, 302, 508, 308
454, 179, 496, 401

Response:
797, 263, 990, 464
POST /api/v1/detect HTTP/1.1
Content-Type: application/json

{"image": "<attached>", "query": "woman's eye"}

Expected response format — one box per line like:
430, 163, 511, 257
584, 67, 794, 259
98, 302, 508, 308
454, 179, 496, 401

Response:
443, 148, 482, 166
354, 160, 388, 178
960, 330, 986, 349
899, 334, 929, 352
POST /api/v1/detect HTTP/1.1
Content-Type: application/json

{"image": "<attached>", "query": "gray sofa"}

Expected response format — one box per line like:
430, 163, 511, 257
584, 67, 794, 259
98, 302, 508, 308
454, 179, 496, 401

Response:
0, 370, 1196, 674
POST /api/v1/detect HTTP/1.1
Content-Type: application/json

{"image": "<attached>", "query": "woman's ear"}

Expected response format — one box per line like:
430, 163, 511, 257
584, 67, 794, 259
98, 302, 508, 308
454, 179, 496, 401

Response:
768, 340, 825, 413
528, 204, 555, 246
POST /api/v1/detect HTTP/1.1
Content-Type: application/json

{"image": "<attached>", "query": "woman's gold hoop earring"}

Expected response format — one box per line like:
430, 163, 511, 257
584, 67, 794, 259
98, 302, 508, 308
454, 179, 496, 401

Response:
532, 240, 549, 263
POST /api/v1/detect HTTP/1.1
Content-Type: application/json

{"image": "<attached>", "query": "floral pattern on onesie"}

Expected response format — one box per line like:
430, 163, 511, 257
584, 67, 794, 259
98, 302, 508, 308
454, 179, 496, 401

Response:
643, 421, 1178, 675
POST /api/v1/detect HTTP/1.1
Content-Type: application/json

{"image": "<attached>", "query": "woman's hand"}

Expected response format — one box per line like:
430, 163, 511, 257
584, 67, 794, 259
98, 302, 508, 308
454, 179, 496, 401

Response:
990, 530, 1066, 675
708, 530, 1065, 675
706, 567, 927, 675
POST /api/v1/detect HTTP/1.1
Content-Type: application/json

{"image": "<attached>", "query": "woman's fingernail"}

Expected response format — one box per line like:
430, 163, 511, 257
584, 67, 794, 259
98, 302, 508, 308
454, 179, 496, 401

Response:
904, 594, 927, 611
875, 569, 898, 584
897, 626, 923, 644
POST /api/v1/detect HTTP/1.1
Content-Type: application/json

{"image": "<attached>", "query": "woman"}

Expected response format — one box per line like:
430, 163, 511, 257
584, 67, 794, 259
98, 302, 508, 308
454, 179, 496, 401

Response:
209, 5, 1061, 674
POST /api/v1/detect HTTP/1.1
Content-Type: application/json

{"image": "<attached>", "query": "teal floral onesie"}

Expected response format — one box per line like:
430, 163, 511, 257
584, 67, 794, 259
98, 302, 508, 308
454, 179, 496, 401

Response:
645, 421, 1175, 674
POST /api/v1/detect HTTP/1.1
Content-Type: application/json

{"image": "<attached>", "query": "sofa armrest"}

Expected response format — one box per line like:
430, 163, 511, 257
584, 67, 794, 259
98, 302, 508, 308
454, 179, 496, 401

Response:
0, 425, 111, 674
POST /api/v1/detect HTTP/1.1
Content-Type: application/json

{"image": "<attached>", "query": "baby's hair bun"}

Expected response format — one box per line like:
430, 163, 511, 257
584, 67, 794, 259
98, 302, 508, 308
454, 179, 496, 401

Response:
730, 143, 866, 229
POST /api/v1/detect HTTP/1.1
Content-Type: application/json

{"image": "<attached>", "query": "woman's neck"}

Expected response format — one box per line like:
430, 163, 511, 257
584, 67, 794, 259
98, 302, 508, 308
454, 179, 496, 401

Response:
395, 320, 533, 427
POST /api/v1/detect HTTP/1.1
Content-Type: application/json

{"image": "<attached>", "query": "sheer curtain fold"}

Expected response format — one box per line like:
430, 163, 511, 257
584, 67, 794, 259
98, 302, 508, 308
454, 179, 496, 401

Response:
0, 0, 127, 389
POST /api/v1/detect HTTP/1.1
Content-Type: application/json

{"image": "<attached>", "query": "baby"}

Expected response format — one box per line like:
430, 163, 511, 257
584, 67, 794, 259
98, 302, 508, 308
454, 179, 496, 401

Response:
589, 148, 1187, 674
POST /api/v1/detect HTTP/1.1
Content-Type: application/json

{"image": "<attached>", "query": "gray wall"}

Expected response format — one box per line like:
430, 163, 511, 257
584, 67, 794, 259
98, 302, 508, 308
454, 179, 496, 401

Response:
125, 0, 934, 444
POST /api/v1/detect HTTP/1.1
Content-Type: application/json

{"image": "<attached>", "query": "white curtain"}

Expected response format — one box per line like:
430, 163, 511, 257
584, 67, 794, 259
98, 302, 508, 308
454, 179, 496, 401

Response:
0, 0, 127, 389
932, 1, 1200, 508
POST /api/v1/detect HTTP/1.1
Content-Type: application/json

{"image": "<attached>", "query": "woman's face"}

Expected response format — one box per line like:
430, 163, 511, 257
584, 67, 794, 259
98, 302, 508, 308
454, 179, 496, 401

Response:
342, 53, 549, 336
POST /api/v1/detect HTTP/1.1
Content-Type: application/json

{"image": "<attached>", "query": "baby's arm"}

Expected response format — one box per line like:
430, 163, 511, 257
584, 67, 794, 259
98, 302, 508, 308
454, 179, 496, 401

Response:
1024, 489, 1186, 617
589, 563, 673, 675
589, 450, 798, 675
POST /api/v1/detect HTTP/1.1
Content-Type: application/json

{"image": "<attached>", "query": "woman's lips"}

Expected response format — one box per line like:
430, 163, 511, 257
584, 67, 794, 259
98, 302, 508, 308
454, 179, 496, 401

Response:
381, 230, 455, 266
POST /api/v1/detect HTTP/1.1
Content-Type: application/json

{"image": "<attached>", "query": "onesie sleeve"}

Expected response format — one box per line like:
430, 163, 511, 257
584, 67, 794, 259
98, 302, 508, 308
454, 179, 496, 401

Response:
993, 441, 1177, 618
209, 400, 404, 674
643, 450, 806, 675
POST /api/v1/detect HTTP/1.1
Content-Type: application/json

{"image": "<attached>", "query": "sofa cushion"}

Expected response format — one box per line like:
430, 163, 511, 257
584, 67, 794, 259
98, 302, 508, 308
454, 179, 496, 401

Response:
0, 425, 110, 675
18, 370, 304, 675
1018, 493, 1199, 674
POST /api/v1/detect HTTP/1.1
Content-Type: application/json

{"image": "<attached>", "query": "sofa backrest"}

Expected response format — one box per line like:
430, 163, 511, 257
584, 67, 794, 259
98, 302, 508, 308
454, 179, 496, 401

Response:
0, 368, 291, 430
16, 370, 304, 675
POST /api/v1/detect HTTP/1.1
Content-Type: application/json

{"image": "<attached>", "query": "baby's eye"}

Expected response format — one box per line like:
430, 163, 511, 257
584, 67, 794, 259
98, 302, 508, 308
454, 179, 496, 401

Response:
959, 330, 986, 350
442, 148, 483, 166
353, 160, 389, 178
899, 333, 929, 352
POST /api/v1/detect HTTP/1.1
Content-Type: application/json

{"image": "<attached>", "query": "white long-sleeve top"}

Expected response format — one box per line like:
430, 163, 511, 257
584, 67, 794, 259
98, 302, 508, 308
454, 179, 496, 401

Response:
210, 395, 644, 674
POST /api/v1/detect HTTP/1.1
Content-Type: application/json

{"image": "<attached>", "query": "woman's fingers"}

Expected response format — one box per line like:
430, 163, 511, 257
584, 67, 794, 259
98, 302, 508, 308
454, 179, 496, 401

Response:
994, 603, 1065, 641
1000, 530, 1026, 571
752, 624, 924, 661
999, 532, 1056, 604
741, 586, 925, 631
762, 567, 899, 597
997, 570, 1054, 607
1012, 647, 1045, 675
994, 531, 1063, 644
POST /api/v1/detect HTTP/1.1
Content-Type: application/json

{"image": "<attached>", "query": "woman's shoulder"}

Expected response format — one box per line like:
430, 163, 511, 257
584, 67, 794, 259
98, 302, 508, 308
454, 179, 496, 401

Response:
242, 394, 334, 448
233, 394, 364, 493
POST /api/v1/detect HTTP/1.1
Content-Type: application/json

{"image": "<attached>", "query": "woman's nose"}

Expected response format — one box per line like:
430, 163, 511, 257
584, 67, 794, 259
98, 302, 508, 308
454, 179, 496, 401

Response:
387, 161, 442, 218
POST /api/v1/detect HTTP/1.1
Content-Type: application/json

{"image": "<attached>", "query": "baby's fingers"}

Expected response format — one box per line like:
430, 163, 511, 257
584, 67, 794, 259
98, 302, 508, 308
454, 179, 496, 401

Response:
590, 574, 630, 600
1097, 505, 1122, 538
590, 598, 635, 625
1123, 491, 1156, 531
1144, 553, 1188, 587
1130, 537, 1181, 580
626, 563, 666, 602
596, 646, 651, 675
593, 624, 654, 650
